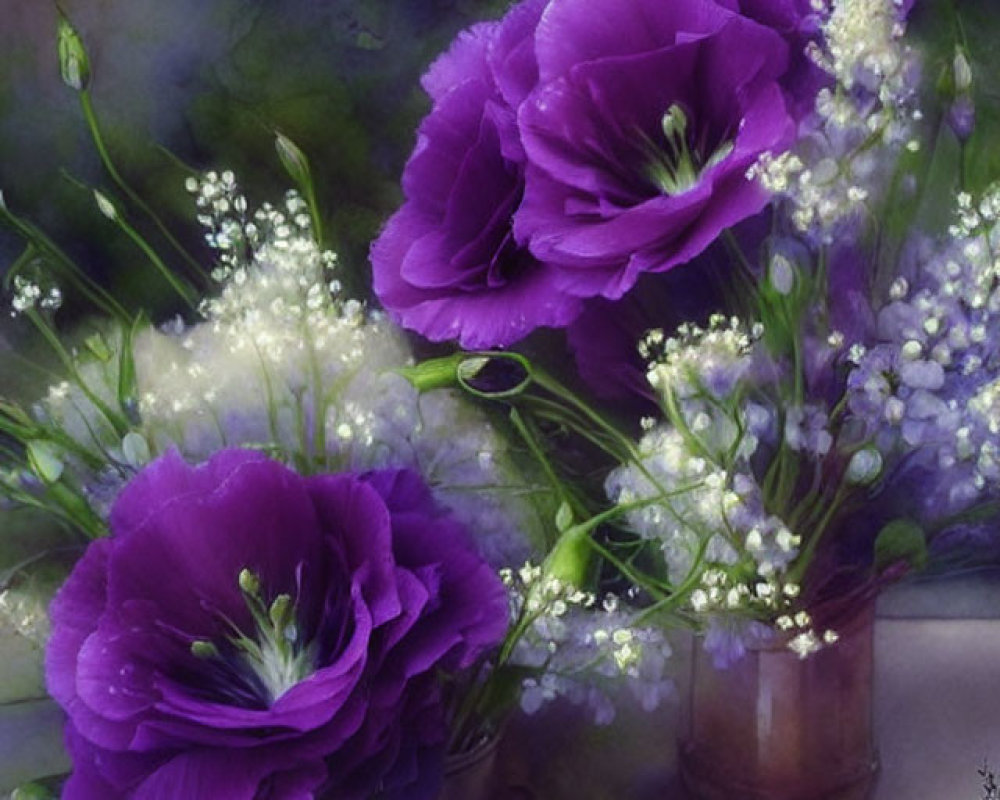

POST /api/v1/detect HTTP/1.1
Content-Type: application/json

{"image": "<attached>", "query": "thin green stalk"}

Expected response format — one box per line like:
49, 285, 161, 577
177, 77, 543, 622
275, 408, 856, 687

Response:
94, 195, 198, 309
307, 341, 328, 469
508, 408, 586, 527
79, 90, 206, 281
584, 536, 669, 601
633, 539, 711, 625
787, 483, 851, 584
25, 309, 129, 437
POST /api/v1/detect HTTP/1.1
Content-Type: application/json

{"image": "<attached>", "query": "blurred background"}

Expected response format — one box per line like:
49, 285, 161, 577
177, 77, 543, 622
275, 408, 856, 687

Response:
0, 0, 508, 343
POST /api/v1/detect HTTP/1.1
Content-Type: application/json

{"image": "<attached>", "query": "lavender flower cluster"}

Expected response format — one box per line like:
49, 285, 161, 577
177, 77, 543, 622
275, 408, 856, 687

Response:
847, 189, 1000, 526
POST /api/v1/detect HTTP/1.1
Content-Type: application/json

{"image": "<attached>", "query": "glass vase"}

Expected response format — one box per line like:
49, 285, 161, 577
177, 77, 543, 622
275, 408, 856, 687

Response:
679, 603, 878, 800
438, 733, 501, 800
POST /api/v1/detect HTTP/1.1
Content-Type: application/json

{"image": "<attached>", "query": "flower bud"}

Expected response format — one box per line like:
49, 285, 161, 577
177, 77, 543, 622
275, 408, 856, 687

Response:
27, 441, 64, 484
275, 132, 313, 189
121, 432, 150, 468
57, 13, 90, 92
846, 447, 883, 485
953, 47, 973, 94
94, 190, 118, 221
947, 96, 975, 143
544, 524, 591, 588
769, 253, 795, 295
396, 353, 462, 392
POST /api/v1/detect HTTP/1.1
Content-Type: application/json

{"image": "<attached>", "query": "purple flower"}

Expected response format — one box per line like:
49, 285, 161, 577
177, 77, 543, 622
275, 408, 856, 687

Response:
372, 0, 582, 348
46, 449, 508, 799
515, 0, 799, 302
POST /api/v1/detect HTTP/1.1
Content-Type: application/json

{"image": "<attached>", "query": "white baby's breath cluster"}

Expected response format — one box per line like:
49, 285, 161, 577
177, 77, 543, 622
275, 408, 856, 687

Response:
642, 314, 760, 401
606, 309, 863, 661
750, 0, 920, 238
501, 564, 674, 724
690, 569, 838, 660
15, 173, 546, 567
9, 275, 62, 317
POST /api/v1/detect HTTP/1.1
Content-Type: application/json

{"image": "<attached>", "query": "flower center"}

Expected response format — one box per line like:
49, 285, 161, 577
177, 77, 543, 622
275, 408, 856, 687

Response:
640, 104, 734, 196
190, 568, 317, 706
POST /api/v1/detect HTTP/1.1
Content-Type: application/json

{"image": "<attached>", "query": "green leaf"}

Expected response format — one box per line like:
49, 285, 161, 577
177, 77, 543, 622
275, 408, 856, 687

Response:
874, 519, 928, 572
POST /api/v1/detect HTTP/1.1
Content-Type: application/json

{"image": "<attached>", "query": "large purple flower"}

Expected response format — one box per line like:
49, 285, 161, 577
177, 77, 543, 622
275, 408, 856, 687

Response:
371, 0, 582, 348
515, 0, 799, 301
46, 449, 508, 799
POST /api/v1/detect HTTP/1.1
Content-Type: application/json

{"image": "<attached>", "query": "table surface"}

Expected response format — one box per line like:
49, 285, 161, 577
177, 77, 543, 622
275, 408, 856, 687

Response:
2, 617, 999, 798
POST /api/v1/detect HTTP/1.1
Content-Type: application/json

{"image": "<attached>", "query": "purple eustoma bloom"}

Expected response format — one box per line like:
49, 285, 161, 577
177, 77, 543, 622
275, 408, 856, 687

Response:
516, 0, 797, 301
373, 0, 813, 349
47, 449, 508, 799
372, 0, 582, 349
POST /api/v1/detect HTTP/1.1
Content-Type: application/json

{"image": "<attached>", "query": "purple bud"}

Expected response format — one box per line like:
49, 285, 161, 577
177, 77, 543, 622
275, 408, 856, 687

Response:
947, 96, 976, 143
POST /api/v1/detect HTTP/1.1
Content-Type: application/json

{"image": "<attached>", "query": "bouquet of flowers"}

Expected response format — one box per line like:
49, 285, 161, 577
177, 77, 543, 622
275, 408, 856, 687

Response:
1, 0, 999, 798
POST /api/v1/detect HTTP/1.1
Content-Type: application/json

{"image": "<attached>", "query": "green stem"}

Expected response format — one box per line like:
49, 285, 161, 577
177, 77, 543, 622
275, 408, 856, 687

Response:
25, 309, 129, 437
97, 200, 198, 309
787, 483, 851, 584
79, 91, 206, 282
508, 408, 586, 529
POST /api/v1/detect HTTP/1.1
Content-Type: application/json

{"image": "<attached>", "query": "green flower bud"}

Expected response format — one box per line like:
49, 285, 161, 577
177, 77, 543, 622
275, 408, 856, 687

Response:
397, 353, 463, 392
57, 13, 90, 92
953, 47, 973, 94
94, 190, 118, 221
275, 132, 313, 189
544, 524, 591, 588
27, 440, 64, 484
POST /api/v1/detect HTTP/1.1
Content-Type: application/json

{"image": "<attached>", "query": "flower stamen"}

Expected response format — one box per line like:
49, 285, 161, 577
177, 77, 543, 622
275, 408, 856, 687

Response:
640, 104, 734, 196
